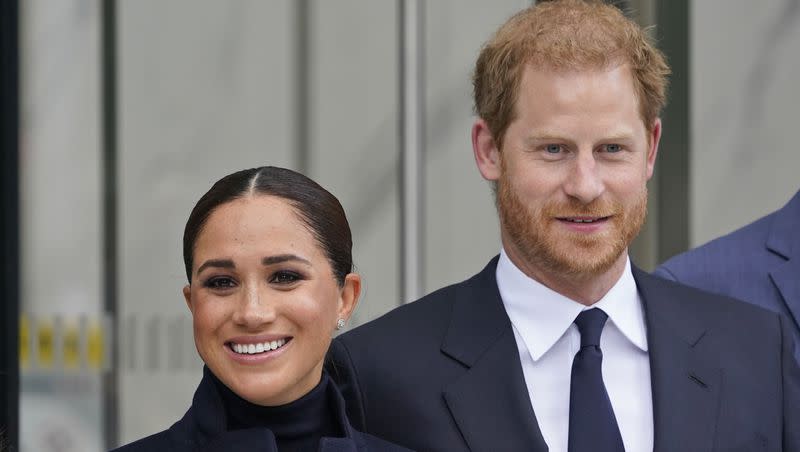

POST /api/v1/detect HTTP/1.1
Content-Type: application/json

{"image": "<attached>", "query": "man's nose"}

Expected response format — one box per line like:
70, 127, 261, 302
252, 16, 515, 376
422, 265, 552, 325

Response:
562, 151, 604, 204
232, 285, 276, 328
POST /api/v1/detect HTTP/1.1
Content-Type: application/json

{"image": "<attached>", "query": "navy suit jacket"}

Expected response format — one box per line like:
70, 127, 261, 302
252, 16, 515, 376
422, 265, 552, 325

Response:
655, 190, 800, 362
327, 257, 800, 452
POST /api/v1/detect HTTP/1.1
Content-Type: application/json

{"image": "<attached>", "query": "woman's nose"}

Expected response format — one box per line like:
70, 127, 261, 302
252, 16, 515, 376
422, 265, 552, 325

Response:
231, 286, 276, 328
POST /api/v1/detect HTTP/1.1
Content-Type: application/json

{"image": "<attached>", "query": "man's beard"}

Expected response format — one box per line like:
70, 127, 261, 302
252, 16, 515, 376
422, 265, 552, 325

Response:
496, 174, 647, 279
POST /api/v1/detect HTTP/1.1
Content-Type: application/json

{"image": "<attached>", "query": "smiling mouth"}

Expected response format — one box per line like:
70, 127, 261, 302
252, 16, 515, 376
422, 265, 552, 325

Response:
557, 216, 611, 223
227, 338, 291, 355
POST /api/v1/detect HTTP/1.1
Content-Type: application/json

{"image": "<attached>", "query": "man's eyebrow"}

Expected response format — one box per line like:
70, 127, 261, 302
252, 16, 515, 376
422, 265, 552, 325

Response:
597, 131, 636, 141
262, 254, 312, 266
524, 131, 570, 143
196, 259, 235, 274
524, 131, 636, 144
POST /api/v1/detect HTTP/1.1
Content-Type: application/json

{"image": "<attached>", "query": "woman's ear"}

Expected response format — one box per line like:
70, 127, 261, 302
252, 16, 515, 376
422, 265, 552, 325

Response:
336, 273, 362, 326
183, 285, 194, 314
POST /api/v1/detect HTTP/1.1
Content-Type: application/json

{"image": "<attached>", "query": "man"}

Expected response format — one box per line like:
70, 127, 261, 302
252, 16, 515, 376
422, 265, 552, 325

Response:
655, 189, 800, 362
327, 2, 800, 451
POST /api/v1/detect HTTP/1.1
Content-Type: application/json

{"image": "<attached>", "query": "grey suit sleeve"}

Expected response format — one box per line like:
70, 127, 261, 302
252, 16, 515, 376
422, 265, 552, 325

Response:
781, 314, 800, 450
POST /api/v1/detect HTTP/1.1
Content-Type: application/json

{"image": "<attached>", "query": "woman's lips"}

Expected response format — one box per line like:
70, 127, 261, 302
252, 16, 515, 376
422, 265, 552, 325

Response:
224, 336, 293, 363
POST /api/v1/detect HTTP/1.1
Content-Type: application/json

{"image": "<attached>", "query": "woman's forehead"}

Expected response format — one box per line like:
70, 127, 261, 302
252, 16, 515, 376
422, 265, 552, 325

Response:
195, 196, 321, 259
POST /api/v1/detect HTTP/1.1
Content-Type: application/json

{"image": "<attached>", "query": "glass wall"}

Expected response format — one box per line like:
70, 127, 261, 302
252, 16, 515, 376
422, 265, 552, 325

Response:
17, 1, 530, 449
18, 1, 732, 450
19, 1, 105, 450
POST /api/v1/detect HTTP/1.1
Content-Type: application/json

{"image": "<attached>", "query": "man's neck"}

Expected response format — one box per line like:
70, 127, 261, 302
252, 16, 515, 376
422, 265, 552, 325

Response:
501, 242, 628, 306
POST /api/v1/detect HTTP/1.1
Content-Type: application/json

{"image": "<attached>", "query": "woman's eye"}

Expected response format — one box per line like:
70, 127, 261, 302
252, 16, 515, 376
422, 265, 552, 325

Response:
604, 144, 622, 153
204, 277, 237, 289
270, 271, 302, 285
545, 144, 562, 154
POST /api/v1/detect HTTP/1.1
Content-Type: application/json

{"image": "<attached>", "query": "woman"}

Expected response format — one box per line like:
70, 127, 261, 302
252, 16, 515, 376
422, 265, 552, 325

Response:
114, 167, 411, 452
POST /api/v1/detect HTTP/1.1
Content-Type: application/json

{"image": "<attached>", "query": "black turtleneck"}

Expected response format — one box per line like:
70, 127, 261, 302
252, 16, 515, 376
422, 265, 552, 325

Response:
211, 370, 345, 452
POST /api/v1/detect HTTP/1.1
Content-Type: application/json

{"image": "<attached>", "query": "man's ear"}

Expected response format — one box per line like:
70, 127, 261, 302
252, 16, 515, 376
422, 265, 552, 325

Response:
646, 118, 662, 180
336, 273, 362, 329
472, 119, 502, 181
183, 285, 194, 314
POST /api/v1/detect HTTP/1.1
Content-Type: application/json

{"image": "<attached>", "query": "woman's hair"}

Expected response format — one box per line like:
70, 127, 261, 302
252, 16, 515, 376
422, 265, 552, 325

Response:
473, 0, 670, 149
183, 166, 353, 286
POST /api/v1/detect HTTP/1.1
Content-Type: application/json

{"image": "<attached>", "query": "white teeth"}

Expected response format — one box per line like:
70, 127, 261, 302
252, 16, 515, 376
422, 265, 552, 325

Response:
569, 218, 596, 223
231, 339, 288, 355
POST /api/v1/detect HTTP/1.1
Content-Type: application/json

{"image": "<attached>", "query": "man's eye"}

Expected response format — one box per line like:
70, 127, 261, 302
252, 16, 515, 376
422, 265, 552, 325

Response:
604, 144, 622, 153
204, 277, 237, 289
545, 144, 562, 154
270, 271, 302, 285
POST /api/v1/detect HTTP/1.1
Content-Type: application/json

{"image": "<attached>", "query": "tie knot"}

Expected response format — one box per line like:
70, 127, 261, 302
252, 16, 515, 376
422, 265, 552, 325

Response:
574, 308, 608, 348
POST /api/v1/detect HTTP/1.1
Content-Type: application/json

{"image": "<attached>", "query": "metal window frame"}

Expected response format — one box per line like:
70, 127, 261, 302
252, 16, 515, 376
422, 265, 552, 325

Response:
399, 0, 425, 304
654, 0, 690, 261
101, 0, 120, 448
0, 0, 20, 449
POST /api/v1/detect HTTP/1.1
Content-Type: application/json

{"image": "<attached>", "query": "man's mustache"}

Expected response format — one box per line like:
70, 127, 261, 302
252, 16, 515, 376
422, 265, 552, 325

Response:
539, 199, 621, 218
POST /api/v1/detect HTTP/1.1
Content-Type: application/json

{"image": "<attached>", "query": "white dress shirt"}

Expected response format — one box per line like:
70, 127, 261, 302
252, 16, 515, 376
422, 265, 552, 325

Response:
496, 249, 654, 452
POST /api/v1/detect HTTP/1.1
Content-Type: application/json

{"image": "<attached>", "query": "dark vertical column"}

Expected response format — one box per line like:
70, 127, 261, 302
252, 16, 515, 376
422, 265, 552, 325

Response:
0, 0, 20, 450
655, 0, 690, 260
101, 0, 119, 448
294, 0, 311, 174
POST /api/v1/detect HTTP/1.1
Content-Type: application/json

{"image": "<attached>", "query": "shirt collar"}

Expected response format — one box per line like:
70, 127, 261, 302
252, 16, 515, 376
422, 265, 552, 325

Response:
496, 249, 648, 362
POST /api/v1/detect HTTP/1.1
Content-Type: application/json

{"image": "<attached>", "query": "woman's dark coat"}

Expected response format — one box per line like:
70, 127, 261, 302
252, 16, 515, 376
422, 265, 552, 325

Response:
112, 369, 411, 452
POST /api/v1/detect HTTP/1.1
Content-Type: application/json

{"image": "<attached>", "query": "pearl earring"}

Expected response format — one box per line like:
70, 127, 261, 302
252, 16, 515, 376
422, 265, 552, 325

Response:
336, 318, 346, 330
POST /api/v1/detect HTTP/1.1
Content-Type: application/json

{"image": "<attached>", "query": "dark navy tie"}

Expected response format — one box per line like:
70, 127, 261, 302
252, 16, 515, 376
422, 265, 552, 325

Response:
568, 308, 625, 452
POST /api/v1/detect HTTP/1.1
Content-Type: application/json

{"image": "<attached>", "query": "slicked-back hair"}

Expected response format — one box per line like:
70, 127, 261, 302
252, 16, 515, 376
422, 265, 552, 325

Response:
473, 0, 670, 149
183, 166, 353, 286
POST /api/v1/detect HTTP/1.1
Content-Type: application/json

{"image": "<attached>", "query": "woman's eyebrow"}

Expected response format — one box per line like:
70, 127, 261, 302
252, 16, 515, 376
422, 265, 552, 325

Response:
196, 258, 235, 274
262, 254, 312, 266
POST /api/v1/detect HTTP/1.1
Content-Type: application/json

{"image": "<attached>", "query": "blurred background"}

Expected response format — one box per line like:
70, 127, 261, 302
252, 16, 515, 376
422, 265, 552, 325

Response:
1, 0, 799, 450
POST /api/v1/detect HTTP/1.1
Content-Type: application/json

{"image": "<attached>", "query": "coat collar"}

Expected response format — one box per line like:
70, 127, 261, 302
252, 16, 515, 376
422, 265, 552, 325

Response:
766, 190, 800, 329
633, 267, 721, 452
177, 367, 361, 452
765, 190, 800, 260
440, 256, 548, 452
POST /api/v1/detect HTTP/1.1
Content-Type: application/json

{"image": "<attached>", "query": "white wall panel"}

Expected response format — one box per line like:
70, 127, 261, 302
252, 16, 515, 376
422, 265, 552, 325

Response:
424, 1, 529, 290
307, 0, 400, 324
691, 0, 800, 245
117, 0, 295, 443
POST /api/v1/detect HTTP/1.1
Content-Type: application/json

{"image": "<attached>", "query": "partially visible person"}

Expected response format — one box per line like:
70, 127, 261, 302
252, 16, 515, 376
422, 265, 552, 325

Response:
113, 166, 411, 452
655, 189, 800, 361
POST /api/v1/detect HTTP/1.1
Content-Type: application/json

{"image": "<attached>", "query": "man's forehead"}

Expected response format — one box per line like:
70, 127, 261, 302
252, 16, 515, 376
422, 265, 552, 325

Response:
520, 61, 634, 83
523, 54, 629, 75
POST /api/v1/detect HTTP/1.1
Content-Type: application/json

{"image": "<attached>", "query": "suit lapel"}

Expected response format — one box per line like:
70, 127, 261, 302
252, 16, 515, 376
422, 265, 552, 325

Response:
634, 268, 722, 452
766, 190, 800, 330
441, 257, 548, 452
